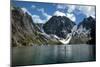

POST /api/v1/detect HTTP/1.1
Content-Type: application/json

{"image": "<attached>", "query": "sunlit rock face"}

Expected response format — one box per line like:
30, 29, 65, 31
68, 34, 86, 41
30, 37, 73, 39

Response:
11, 6, 61, 47
11, 6, 37, 47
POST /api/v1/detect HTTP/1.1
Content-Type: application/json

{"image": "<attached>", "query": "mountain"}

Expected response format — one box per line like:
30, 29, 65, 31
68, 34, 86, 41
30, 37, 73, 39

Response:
11, 6, 60, 47
35, 23, 44, 32
78, 16, 96, 30
70, 16, 96, 44
78, 16, 96, 44
43, 16, 76, 38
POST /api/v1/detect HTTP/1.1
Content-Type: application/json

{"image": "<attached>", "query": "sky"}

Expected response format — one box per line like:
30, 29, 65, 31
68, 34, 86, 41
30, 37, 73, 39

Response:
11, 0, 96, 24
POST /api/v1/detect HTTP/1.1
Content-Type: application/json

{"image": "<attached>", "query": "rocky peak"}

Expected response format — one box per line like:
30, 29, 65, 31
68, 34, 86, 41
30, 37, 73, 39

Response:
43, 16, 76, 38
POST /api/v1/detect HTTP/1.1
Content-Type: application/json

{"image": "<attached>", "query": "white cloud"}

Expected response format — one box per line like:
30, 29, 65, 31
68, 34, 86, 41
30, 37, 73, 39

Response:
31, 5, 36, 9
67, 5, 76, 13
66, 5, 95, 18
53, 11, 66, 16
55, 5, 76, 22
32, 15, 45, 23
21, 7, 32, 16
66, 13, 76, 22
43, 13, 52, 21
37, 8, 51, 21
66, 5, 95, 21
57, 4, 67, 9
77, 6, 95, 18
21, 8, 51, 23
53, 11, 76, 22
21, 8, 45, 23
37, 8, 44, 12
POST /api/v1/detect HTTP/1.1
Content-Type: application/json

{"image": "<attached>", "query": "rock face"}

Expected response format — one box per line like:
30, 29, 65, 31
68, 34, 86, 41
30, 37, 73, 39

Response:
43, 16, 76, 38
11, 6, 60, 47
70, 16, 96, 44
43, 16, 96, 44
78, 16, 96, 44
35, 23, 44, 32
11, 6, 39, 46
78, 16, 96, 30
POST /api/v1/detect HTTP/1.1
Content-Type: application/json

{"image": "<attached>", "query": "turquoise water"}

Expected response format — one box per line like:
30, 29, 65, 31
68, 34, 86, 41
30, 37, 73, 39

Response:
12, 44, 96, 66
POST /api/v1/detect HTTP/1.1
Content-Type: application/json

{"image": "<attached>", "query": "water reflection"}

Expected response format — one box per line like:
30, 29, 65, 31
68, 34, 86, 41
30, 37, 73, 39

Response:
12, 44, 96, 66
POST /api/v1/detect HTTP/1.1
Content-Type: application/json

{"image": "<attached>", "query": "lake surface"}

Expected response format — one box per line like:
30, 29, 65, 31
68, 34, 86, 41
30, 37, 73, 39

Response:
12, 44, 96, 66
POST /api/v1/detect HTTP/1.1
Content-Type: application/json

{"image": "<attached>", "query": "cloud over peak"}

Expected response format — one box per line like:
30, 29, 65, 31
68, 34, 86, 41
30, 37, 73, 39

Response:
53, 11, 76, 22
54, 11, 66, 16
66, 13, 76, 22
67, 5, 76, 13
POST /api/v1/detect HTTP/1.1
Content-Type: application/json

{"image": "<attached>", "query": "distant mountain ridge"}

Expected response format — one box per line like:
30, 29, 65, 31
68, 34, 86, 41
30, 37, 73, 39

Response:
78, 16, 96, 30
43, 15, 96, 44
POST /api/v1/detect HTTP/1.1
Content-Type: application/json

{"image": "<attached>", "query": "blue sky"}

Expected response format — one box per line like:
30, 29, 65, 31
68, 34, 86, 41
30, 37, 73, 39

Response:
12, 1, 96, 24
